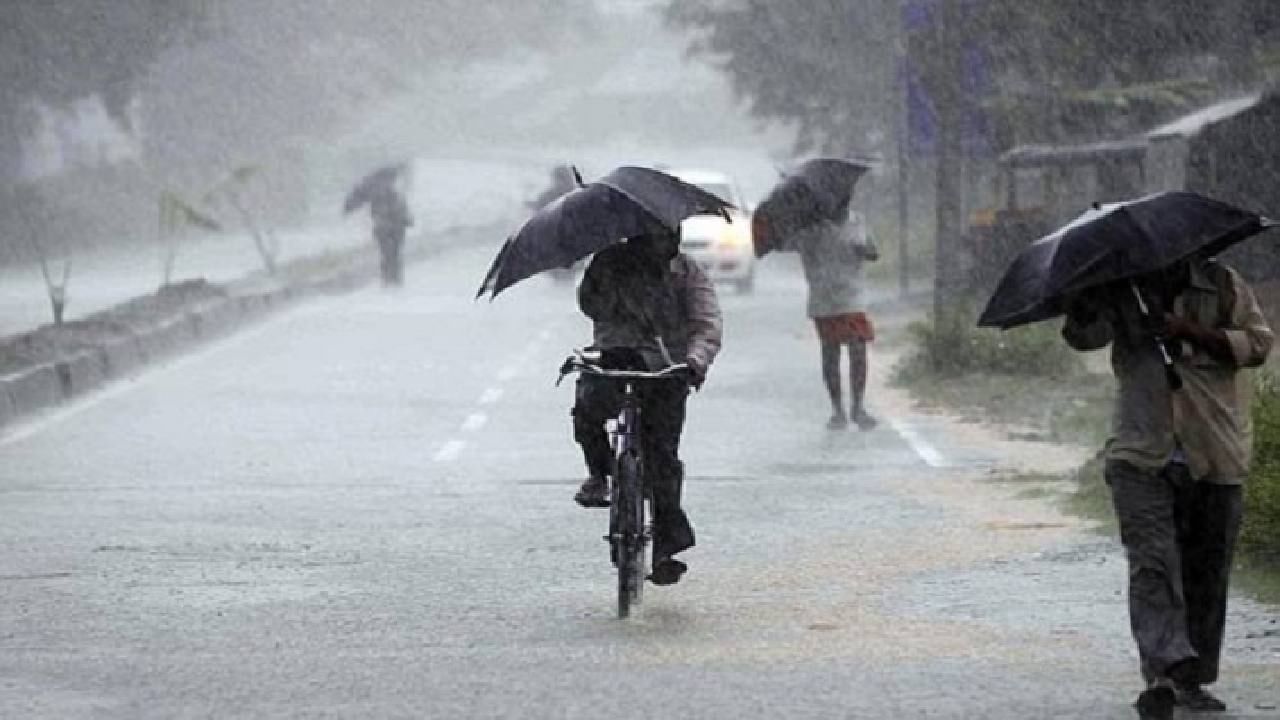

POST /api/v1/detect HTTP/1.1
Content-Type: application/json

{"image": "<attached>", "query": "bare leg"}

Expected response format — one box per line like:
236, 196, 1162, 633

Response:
821, 342, 846, 427
848, 340, 876, 429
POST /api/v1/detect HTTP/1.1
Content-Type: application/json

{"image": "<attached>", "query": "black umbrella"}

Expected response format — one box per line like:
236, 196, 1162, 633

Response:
476, 166, 733, 299
752, 157, 870, 257
343, 163, 407, 215
978, 192, 1274, 329
978, 191, 1275, 390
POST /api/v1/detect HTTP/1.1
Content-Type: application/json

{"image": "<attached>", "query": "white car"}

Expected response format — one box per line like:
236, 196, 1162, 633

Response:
672, 170, 755, 294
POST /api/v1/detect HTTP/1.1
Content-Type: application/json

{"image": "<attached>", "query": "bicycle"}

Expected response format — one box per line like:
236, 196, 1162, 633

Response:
558, 348, 689, 618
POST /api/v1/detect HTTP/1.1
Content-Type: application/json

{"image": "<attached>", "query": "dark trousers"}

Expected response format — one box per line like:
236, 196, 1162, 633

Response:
572, 375, 695, 559
1106, 460, 1243, 686
374, 226, 405, 285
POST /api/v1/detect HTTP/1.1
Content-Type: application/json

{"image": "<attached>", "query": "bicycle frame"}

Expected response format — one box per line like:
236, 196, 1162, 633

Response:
558, 349, 688, 617
608, 379, 649, 615
611, 382, 641, 472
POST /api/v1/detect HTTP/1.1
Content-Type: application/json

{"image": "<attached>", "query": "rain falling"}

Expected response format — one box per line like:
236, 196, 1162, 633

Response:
2, 2, 1279, 718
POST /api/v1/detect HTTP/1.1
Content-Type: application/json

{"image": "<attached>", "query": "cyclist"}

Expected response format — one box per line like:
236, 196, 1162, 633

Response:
571, 227, 722, 585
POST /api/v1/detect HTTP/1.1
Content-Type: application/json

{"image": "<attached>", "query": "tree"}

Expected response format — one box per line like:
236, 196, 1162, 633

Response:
0, 0, 206, 185
666, 0, 1280, 150
665, 0, 1280, 318
663, 0, 899, 156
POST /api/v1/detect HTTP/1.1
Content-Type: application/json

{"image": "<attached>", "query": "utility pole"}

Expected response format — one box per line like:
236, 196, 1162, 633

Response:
929, 0, 966, 331
895, 4, 911, 299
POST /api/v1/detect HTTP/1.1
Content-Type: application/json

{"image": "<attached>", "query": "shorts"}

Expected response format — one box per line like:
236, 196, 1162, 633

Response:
813, 312, 875, 344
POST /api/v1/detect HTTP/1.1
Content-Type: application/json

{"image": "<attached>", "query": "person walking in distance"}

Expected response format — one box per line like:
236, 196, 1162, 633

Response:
794, 192, 880, 430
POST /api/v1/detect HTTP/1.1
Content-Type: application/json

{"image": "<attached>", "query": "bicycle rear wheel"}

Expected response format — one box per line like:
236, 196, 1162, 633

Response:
614, 450, 646, 619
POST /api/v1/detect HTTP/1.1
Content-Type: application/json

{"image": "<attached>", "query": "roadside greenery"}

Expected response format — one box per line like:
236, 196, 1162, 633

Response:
1244, 374, 1280, 560
895, 318, 1280, 570
893, 312, 1083, 382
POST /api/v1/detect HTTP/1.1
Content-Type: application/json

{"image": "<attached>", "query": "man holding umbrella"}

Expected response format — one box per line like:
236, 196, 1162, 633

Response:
1064, 254, 1271, 718
345, 163, 414, 286
477, 165, 731, 587
572, 227, 722, 585
978, 192, 1275, 719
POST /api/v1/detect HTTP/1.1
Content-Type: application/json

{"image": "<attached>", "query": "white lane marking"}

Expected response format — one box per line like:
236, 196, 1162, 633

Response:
433, 440, 466, 462
887, 416, 948, 468
0, 306, 314, 448
461, 413, 488, 432
478, 388, 504, 405
497, 365, 520, 381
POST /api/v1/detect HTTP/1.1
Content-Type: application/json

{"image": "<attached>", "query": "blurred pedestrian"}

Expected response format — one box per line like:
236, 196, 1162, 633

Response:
794, 193, 880, 430
1062, 253, 1272, 720
369, 184, 413, 286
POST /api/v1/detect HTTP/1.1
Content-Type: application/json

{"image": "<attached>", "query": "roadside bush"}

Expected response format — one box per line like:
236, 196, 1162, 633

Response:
894, 311, 1083, 383
1244, 373, 1280, 561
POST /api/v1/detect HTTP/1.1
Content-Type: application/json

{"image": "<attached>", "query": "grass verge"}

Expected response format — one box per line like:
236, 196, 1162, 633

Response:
894, 314, 1280, 594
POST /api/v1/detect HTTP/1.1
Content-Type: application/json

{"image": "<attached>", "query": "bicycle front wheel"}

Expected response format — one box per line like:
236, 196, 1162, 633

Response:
614, 450, 646, 619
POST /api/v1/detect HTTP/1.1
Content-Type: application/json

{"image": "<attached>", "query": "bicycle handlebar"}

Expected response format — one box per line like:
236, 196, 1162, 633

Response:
556, 350, 690, 386
572, 363, 690, 380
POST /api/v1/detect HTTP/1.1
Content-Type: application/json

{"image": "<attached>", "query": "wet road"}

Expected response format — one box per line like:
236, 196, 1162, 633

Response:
2, 243, 1278, 719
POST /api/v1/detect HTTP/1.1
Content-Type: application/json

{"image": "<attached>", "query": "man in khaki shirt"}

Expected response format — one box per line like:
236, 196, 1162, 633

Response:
1063, 254, 1273, 719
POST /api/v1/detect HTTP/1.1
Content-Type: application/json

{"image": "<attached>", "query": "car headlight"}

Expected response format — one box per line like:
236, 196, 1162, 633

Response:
715, 215, 752, 250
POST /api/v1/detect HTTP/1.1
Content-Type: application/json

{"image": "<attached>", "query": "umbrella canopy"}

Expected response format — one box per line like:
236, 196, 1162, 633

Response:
343, 163, 407, 215
477, 166, 733, 299
752, 157, 870, 257
977, 191, 1275, 329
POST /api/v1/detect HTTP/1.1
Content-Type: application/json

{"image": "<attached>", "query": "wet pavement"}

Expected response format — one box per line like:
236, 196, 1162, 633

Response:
1, 241, 1277, 718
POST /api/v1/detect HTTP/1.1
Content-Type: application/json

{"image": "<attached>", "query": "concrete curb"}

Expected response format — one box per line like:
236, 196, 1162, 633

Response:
58, 349, 111, 398
0, 225, 493, 431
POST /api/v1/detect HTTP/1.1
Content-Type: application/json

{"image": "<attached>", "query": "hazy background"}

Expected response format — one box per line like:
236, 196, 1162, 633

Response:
0, 0, 794, 270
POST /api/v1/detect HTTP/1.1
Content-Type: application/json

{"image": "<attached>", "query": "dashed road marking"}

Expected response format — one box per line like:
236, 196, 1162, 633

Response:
433, 440, 466, 463
461, 413, 488, 432
888, 417, 948, 468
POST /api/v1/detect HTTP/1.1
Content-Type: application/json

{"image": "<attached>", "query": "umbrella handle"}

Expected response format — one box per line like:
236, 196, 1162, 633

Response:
1129, 282, 1182, 391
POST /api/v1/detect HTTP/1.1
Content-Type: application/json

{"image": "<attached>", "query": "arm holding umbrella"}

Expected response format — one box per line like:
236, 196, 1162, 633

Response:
1160, 265, 1273, 369
681, 260, 723, 387
1061, 290, 1117, 352
850, 212, 879, 261
1127, 282, 1183, 391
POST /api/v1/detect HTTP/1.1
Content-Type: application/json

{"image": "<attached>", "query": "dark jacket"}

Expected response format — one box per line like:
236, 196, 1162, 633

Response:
578, 242, 722, 374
